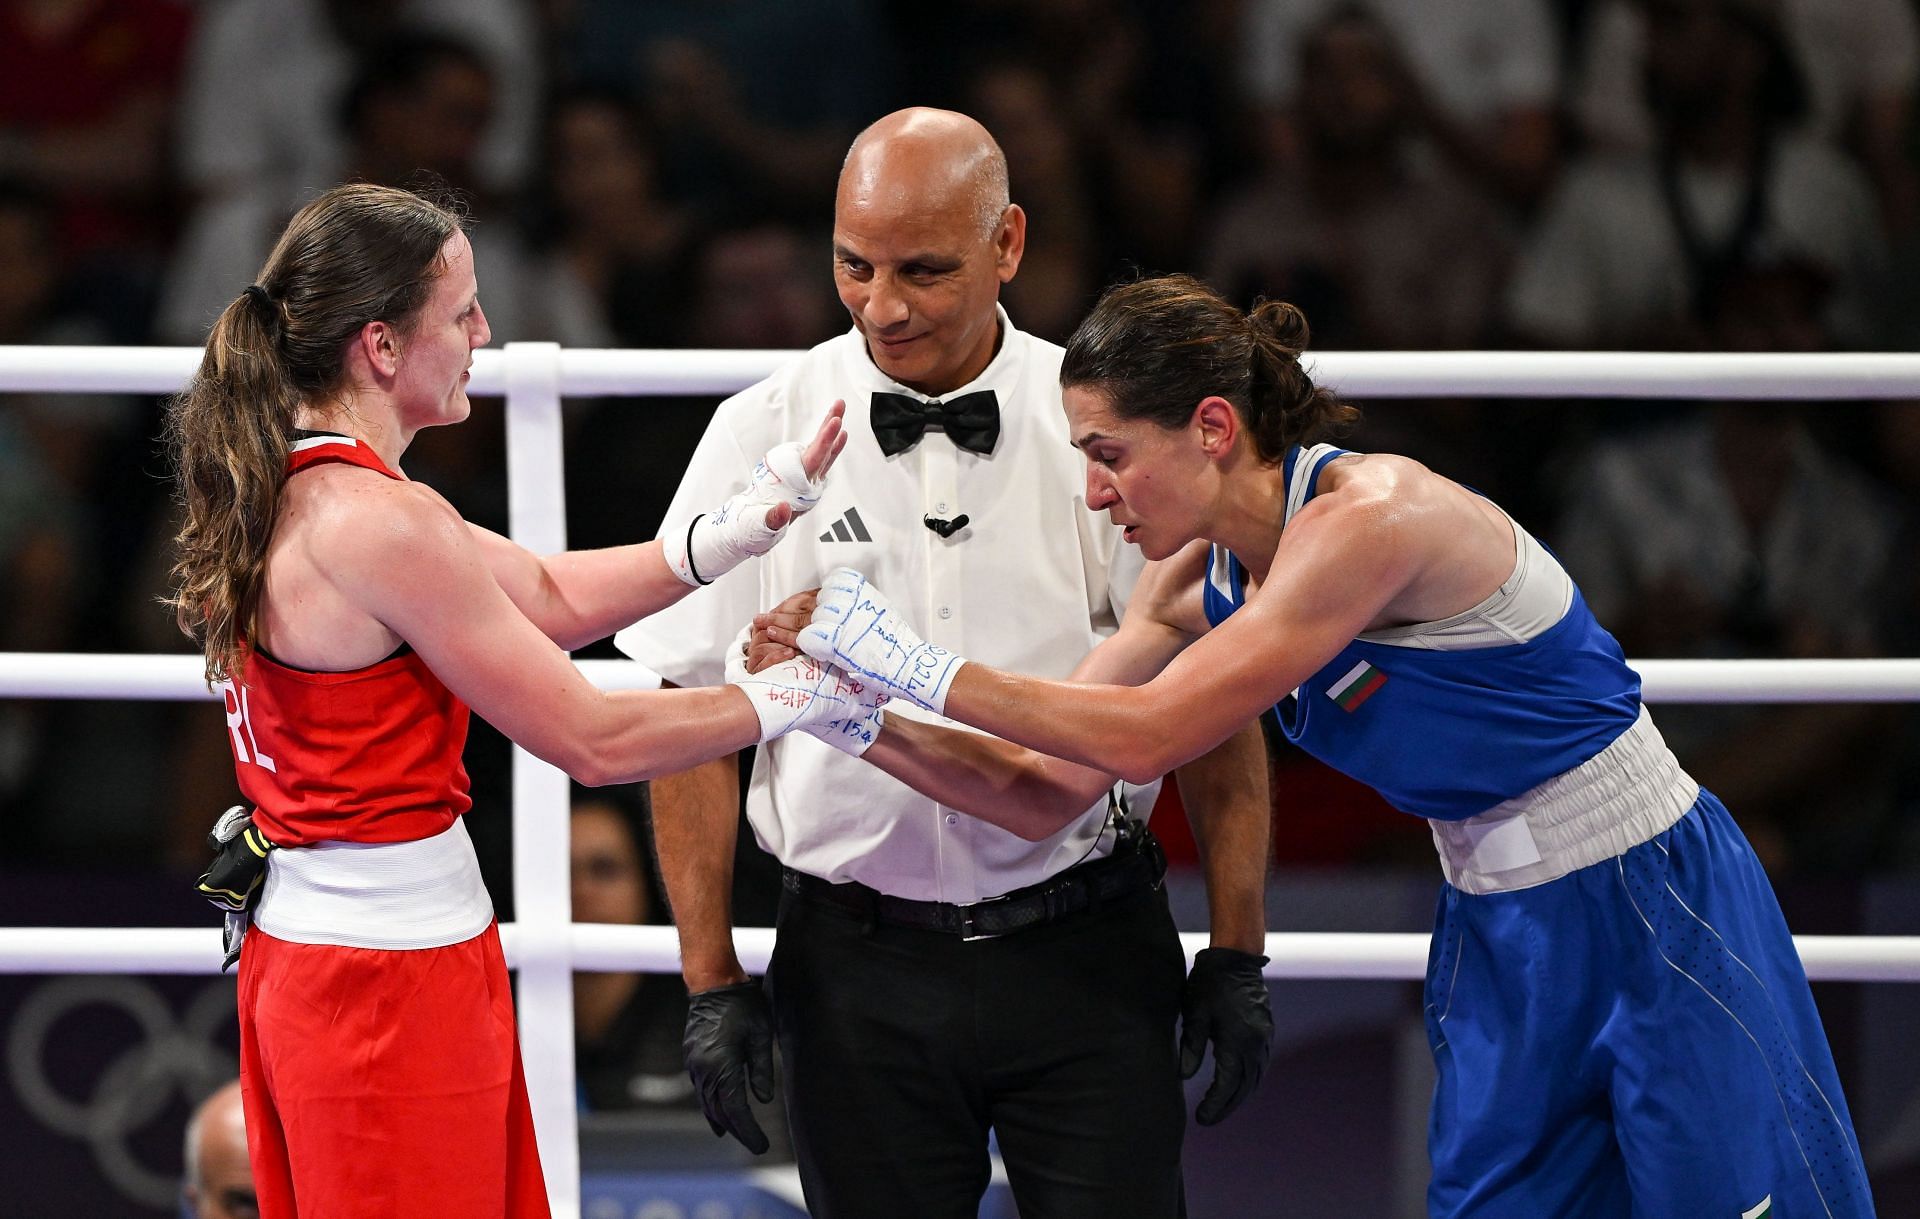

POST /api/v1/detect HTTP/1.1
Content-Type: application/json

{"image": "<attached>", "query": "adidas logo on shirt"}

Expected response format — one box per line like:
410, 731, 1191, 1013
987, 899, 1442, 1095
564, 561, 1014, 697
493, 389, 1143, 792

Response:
818, 507, 872, 543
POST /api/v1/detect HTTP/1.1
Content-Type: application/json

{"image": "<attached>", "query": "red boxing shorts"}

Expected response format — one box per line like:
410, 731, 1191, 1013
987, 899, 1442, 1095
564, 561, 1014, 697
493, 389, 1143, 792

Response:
236, 923, 550, 1218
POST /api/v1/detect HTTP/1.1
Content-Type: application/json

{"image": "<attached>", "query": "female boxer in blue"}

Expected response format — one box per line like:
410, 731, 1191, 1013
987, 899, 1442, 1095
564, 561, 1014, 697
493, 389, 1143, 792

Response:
774, 274, 1875, 1217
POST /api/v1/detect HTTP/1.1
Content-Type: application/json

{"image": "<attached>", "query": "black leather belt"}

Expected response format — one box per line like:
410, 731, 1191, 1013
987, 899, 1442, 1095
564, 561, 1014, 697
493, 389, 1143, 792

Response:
782, 830, 1166, 941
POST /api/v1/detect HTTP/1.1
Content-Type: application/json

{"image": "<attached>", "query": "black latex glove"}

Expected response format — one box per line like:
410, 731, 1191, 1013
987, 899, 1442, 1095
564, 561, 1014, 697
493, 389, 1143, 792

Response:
1179, 946, 1274, 1126
683, 979, 777, 1154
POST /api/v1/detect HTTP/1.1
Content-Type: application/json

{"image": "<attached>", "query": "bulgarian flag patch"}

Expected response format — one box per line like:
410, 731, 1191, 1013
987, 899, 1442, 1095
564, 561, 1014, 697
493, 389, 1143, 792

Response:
1326, 660, 1388, 711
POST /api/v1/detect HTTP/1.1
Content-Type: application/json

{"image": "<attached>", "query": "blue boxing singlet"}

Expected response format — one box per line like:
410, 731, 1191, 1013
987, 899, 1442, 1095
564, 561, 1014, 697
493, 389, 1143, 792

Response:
1202, 445, 1873, 1218
1200, 444, 1641, 822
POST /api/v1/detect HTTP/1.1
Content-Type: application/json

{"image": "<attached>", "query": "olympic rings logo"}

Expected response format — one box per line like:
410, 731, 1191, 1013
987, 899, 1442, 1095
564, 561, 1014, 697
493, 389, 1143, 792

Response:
6, 976, 237, 1206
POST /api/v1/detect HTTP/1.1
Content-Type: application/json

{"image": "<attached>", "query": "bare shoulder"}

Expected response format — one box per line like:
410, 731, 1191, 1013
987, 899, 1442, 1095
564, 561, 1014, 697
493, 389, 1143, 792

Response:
282, 466, 469, 577
1284, 450, 1503, 593
1317, 451, 1439, 504
1302, 450, 1515, 620
1311, 451, 1485, 532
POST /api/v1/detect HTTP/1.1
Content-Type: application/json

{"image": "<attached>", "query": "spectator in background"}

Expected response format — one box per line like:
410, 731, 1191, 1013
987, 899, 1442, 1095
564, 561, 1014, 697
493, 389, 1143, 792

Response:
571, 789, 699, 1113
1556, 258, 1903, 873
562, 219, 837, 590
0, 0, 192, 304
531, 90, 695, 350
326, 32, 562, 347
1238, 0, 1562, 206
174, 0, 539, 207
558, 0, 892, 223
1203, 7, 1509, 351
161, 19, 557, 345
964, 58, 1103, 344
1573, 0, 1918, 238
160, 30, 550, 346
682, 224, 841, 354
885, 0, 1241, 275
0, 181, 129, 602
337, 35, 495, 200
0, 180, 165, 858
181, 1079, 256, 1219
1506, 0, 1885, 349
1034, 0, 1230, 276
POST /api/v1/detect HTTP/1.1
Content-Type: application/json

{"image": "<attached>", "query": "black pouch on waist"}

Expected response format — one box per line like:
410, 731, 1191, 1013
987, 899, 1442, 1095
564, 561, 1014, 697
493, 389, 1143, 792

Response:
195, 804, 276, 914
196, 805, 276, 972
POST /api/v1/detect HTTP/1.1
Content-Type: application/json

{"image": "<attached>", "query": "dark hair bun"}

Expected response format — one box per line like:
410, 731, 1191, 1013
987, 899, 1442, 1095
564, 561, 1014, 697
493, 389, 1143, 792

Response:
1249, 298, 1310, 358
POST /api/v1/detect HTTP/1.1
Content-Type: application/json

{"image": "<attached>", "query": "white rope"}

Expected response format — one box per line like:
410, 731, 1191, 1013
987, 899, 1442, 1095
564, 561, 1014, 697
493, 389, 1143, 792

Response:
4, 345, 1920, 399
1636, 659, 1920, 702
3, 652, 1914, 703
4, 924, 1916, 983
1301, 350, 1920, 400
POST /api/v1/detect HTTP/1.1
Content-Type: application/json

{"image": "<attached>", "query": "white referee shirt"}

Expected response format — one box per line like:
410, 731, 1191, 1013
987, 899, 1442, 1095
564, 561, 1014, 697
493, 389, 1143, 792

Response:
615, 307, 1162, 904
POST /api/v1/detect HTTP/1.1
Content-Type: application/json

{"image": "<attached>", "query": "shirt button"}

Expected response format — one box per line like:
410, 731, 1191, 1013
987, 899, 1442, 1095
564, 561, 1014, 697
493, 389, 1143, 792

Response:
936, 501, 949, 512
938, 606, 952, 619
945, 814, 958, 826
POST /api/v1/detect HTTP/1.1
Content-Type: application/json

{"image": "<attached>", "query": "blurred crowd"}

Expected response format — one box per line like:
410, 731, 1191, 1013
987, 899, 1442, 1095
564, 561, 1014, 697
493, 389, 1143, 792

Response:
3, 0, 1919, 885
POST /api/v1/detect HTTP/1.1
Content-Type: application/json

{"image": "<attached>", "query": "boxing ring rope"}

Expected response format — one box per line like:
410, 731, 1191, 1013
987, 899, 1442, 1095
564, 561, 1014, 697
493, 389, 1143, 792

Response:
6, 925, 1920, 983
12, 652, 1920, 703
7, 345, 1920, 398
4, 343, 1919, 1219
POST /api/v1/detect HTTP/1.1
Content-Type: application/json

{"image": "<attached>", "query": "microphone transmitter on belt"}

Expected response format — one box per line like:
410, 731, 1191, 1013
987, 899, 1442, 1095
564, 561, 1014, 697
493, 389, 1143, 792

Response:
923, 513, 970, 538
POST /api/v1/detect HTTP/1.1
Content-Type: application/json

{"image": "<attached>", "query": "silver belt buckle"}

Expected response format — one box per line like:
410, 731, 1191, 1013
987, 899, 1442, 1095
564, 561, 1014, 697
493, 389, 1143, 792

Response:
957, 893, 1011, 942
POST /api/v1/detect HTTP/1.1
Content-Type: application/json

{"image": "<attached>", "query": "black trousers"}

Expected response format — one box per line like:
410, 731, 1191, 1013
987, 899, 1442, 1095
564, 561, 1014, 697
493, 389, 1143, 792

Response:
766, 877, 1189, 1219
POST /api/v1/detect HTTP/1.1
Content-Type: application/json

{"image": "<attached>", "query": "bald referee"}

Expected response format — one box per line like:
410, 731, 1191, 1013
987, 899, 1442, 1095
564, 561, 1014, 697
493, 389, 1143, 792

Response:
616, 108, 1274, 1218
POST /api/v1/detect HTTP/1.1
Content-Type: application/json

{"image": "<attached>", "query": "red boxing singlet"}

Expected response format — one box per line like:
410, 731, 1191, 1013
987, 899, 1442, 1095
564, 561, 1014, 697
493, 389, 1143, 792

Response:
222, 434, 472, 847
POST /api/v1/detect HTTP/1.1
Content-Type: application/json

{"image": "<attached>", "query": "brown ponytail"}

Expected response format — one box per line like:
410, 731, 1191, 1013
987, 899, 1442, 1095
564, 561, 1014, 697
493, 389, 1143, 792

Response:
164, 183, 466, 681
1060, 274, 1357, 463
165, 292, 298, 682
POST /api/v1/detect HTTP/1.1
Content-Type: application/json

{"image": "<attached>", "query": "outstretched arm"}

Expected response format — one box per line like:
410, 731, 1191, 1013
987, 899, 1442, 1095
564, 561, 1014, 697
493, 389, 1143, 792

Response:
326, 474, 861, 787
468, 402, 846, 649
802, 489, 1416, 783
946, 575, 1377, 781
857, 606, 1188, 839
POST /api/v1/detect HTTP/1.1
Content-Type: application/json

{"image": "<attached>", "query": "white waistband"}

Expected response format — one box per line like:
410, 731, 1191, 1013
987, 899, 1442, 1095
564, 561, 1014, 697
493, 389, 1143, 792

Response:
1430, 706, 1699, 895
255, 818, 494, 950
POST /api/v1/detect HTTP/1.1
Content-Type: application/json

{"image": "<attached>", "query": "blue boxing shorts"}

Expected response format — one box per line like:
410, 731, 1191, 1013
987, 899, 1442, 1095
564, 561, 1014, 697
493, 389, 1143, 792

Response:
1423, 791, 1874, 1218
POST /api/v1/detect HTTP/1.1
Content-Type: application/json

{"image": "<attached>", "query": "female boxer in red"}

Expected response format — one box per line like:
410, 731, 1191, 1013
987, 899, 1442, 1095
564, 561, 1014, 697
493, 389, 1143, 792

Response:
165, 183, 855, 1218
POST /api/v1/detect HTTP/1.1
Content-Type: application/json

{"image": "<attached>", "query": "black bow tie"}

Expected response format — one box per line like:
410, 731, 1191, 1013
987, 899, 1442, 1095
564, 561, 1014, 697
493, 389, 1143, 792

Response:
870, 390, 1000, 457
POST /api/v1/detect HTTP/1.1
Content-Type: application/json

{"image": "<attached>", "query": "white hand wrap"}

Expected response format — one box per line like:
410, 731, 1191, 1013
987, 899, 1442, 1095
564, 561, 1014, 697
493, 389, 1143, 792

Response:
732, 656, 887, 748
797, 567, 966, 715
724, 622, 886, 756
664, 441, 823, 587
806, 683, 888, 756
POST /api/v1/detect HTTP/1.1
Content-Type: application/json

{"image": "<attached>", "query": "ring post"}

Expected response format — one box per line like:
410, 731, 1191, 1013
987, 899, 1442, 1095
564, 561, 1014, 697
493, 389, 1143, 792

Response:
503, 341, 580, 1218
